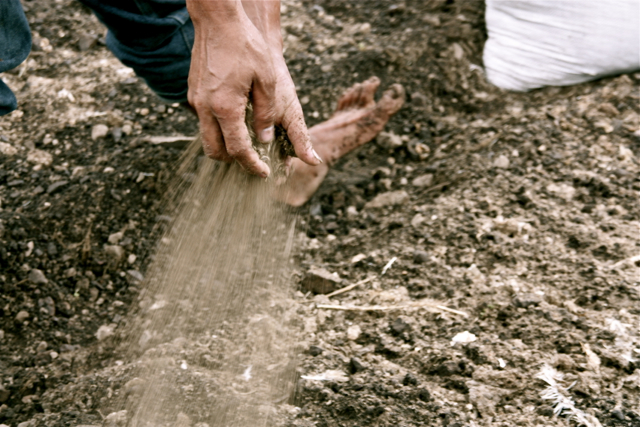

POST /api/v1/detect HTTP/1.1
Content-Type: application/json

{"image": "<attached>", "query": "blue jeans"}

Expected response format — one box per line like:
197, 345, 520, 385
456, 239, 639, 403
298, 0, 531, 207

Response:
0, 0, 31, 115
0, 0, 193, 116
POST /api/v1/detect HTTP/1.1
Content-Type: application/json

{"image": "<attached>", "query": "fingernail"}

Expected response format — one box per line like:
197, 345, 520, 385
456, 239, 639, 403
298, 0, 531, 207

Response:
312, 148, 323, 164
259, 126, 274, 143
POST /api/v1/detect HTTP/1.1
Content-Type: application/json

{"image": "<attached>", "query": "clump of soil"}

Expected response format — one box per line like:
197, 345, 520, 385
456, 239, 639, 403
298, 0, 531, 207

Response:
1, 0, 639, 426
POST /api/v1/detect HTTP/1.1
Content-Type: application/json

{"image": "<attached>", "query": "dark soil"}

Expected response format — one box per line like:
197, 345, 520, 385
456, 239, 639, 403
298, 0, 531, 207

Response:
1, 0, 639, 426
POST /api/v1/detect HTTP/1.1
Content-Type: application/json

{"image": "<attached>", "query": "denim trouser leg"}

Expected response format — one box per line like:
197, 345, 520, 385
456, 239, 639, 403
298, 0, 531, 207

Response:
0, 0, 32, 116
78, 0, 194, 103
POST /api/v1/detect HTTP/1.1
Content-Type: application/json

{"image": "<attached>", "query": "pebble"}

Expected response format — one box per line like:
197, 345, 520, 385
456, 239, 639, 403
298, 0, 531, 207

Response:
493, 154, 510, 169
410, 214, 425, 228
411, 92, 429, 107
309, 345, 324, 356
15, 310, 29, 323
349, 357, 366, 373
413, 250, 429, 264
91, 124, 109, 141
347, 324, 361, 341
377, 131, 403, 149
300, 266, 342, 294
77, 33, 98, 51
364, 190, 409, 209
154, 104, 167, 114
95, 324, 115, 341
103, 410, 127, 427
108, 231, 124, 244
391, 317, 411, 334
513, 293, 542, 308
27, 149, 53, 167
104, 245, 125, 264
611, 408, 625, 420
0, 142, 17, 156
139, 108, 150, 116
36, 341, 48, 352
47, 180, 68, 194
411, 174, 434, 187
28, 269, 48, 285
111, 127, 123, 142
127, 270, 144, 282
0, 330, 4, 340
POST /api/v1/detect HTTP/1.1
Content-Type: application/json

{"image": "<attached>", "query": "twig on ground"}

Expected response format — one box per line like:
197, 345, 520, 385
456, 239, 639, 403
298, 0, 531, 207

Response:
381, 257, 397, 275
326, 276, 375, 298
316, 301, 468, 317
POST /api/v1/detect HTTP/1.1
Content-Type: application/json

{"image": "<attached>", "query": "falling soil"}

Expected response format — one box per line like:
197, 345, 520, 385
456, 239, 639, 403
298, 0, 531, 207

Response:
105, 123, 302, 425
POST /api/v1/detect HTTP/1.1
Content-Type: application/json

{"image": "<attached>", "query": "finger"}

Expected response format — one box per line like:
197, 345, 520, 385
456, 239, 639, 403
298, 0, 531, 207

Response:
199, 111, 233, 163
252, 71, 277, 143
216, 105, 271, 177
282, 100, 322, 166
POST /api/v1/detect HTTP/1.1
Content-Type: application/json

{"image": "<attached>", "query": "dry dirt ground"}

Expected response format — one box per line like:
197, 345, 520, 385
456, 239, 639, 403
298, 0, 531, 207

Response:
1, 0, 640, 426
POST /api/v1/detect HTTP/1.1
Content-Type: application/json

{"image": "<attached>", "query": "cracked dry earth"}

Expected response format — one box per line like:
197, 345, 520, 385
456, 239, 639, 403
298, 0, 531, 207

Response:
1, 0, 640, 426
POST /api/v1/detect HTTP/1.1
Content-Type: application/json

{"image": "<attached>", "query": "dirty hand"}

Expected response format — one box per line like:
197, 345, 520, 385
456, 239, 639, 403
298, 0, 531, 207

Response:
186, 0, 321, 177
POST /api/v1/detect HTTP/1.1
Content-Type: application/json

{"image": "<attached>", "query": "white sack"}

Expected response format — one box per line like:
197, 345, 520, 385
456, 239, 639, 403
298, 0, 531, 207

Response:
483, 0, 640, 92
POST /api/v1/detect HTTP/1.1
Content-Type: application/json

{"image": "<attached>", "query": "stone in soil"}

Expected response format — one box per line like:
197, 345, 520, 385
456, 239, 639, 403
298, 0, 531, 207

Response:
28, 269, 48, 285
364, 190, 409, 209
300, 266, 342, 294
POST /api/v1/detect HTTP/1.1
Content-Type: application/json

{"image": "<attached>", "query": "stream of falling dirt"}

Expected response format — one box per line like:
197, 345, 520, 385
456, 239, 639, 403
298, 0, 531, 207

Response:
110, 128, 301, 426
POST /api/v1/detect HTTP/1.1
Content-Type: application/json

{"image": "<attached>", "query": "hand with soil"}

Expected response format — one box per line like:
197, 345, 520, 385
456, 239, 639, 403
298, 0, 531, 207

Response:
186, 0, 322, 178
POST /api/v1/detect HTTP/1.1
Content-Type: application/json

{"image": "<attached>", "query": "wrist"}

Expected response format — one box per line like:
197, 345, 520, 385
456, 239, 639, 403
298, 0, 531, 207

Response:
186, 0, 244, 26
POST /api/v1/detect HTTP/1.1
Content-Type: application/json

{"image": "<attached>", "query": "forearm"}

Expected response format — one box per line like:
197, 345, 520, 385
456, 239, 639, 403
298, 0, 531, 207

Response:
186, 0, 245, 28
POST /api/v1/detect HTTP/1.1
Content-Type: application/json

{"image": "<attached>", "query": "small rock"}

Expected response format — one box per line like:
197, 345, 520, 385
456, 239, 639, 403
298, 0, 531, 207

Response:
36, 341, 48, 352
513, 293, 542, 308
127, 270, 144, 282
611, 409, 625, 421
111, 127, 123, 143
27, 149, 53, 167
122, 124, 133, 135
47, 241, 57, 255
390, 317, 411, 334
64, 267, 77, 278
377, 131, 403, 149
0, 384, 9, 403
77, 33, 98, 51
108, 231, 124, 244
300, 266, 342, 294
411, 174, 433, 187
47, 180, 68, 194
493, 155, 510, 169
309, 345, 324, 356
413, 250, 429, 264
139, 108, 150, 116
410, 213, 425, 228
451, 331, 476, 346
547, 183, 575, 200
349, 357, 366, 373
15, 310, 29, 323
0, 330, 4, 340
91, 124, 109, 141
96, 324, 115, 341
103, 410, 127, 427
364, 190, 409, 209
347, 325, 361, 341
105, 245, 125, 264
0, 142, 17, 156
402, 372, 419, 386
411, 92, 428, 107
28, 269, 48, 285
417, 388, 431, 401
154, 104, 167, 114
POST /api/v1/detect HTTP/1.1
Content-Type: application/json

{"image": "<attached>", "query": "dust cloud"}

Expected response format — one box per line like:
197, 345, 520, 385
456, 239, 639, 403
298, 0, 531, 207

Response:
108, 125, 301, 426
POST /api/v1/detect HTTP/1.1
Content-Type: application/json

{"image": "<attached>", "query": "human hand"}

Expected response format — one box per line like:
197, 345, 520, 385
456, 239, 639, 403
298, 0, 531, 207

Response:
186, 0, 321, 177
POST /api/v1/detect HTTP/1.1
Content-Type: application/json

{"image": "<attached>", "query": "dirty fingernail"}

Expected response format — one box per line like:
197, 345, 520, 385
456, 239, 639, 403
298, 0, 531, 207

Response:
259, 126, 274, 143
312, 148, 323, 164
